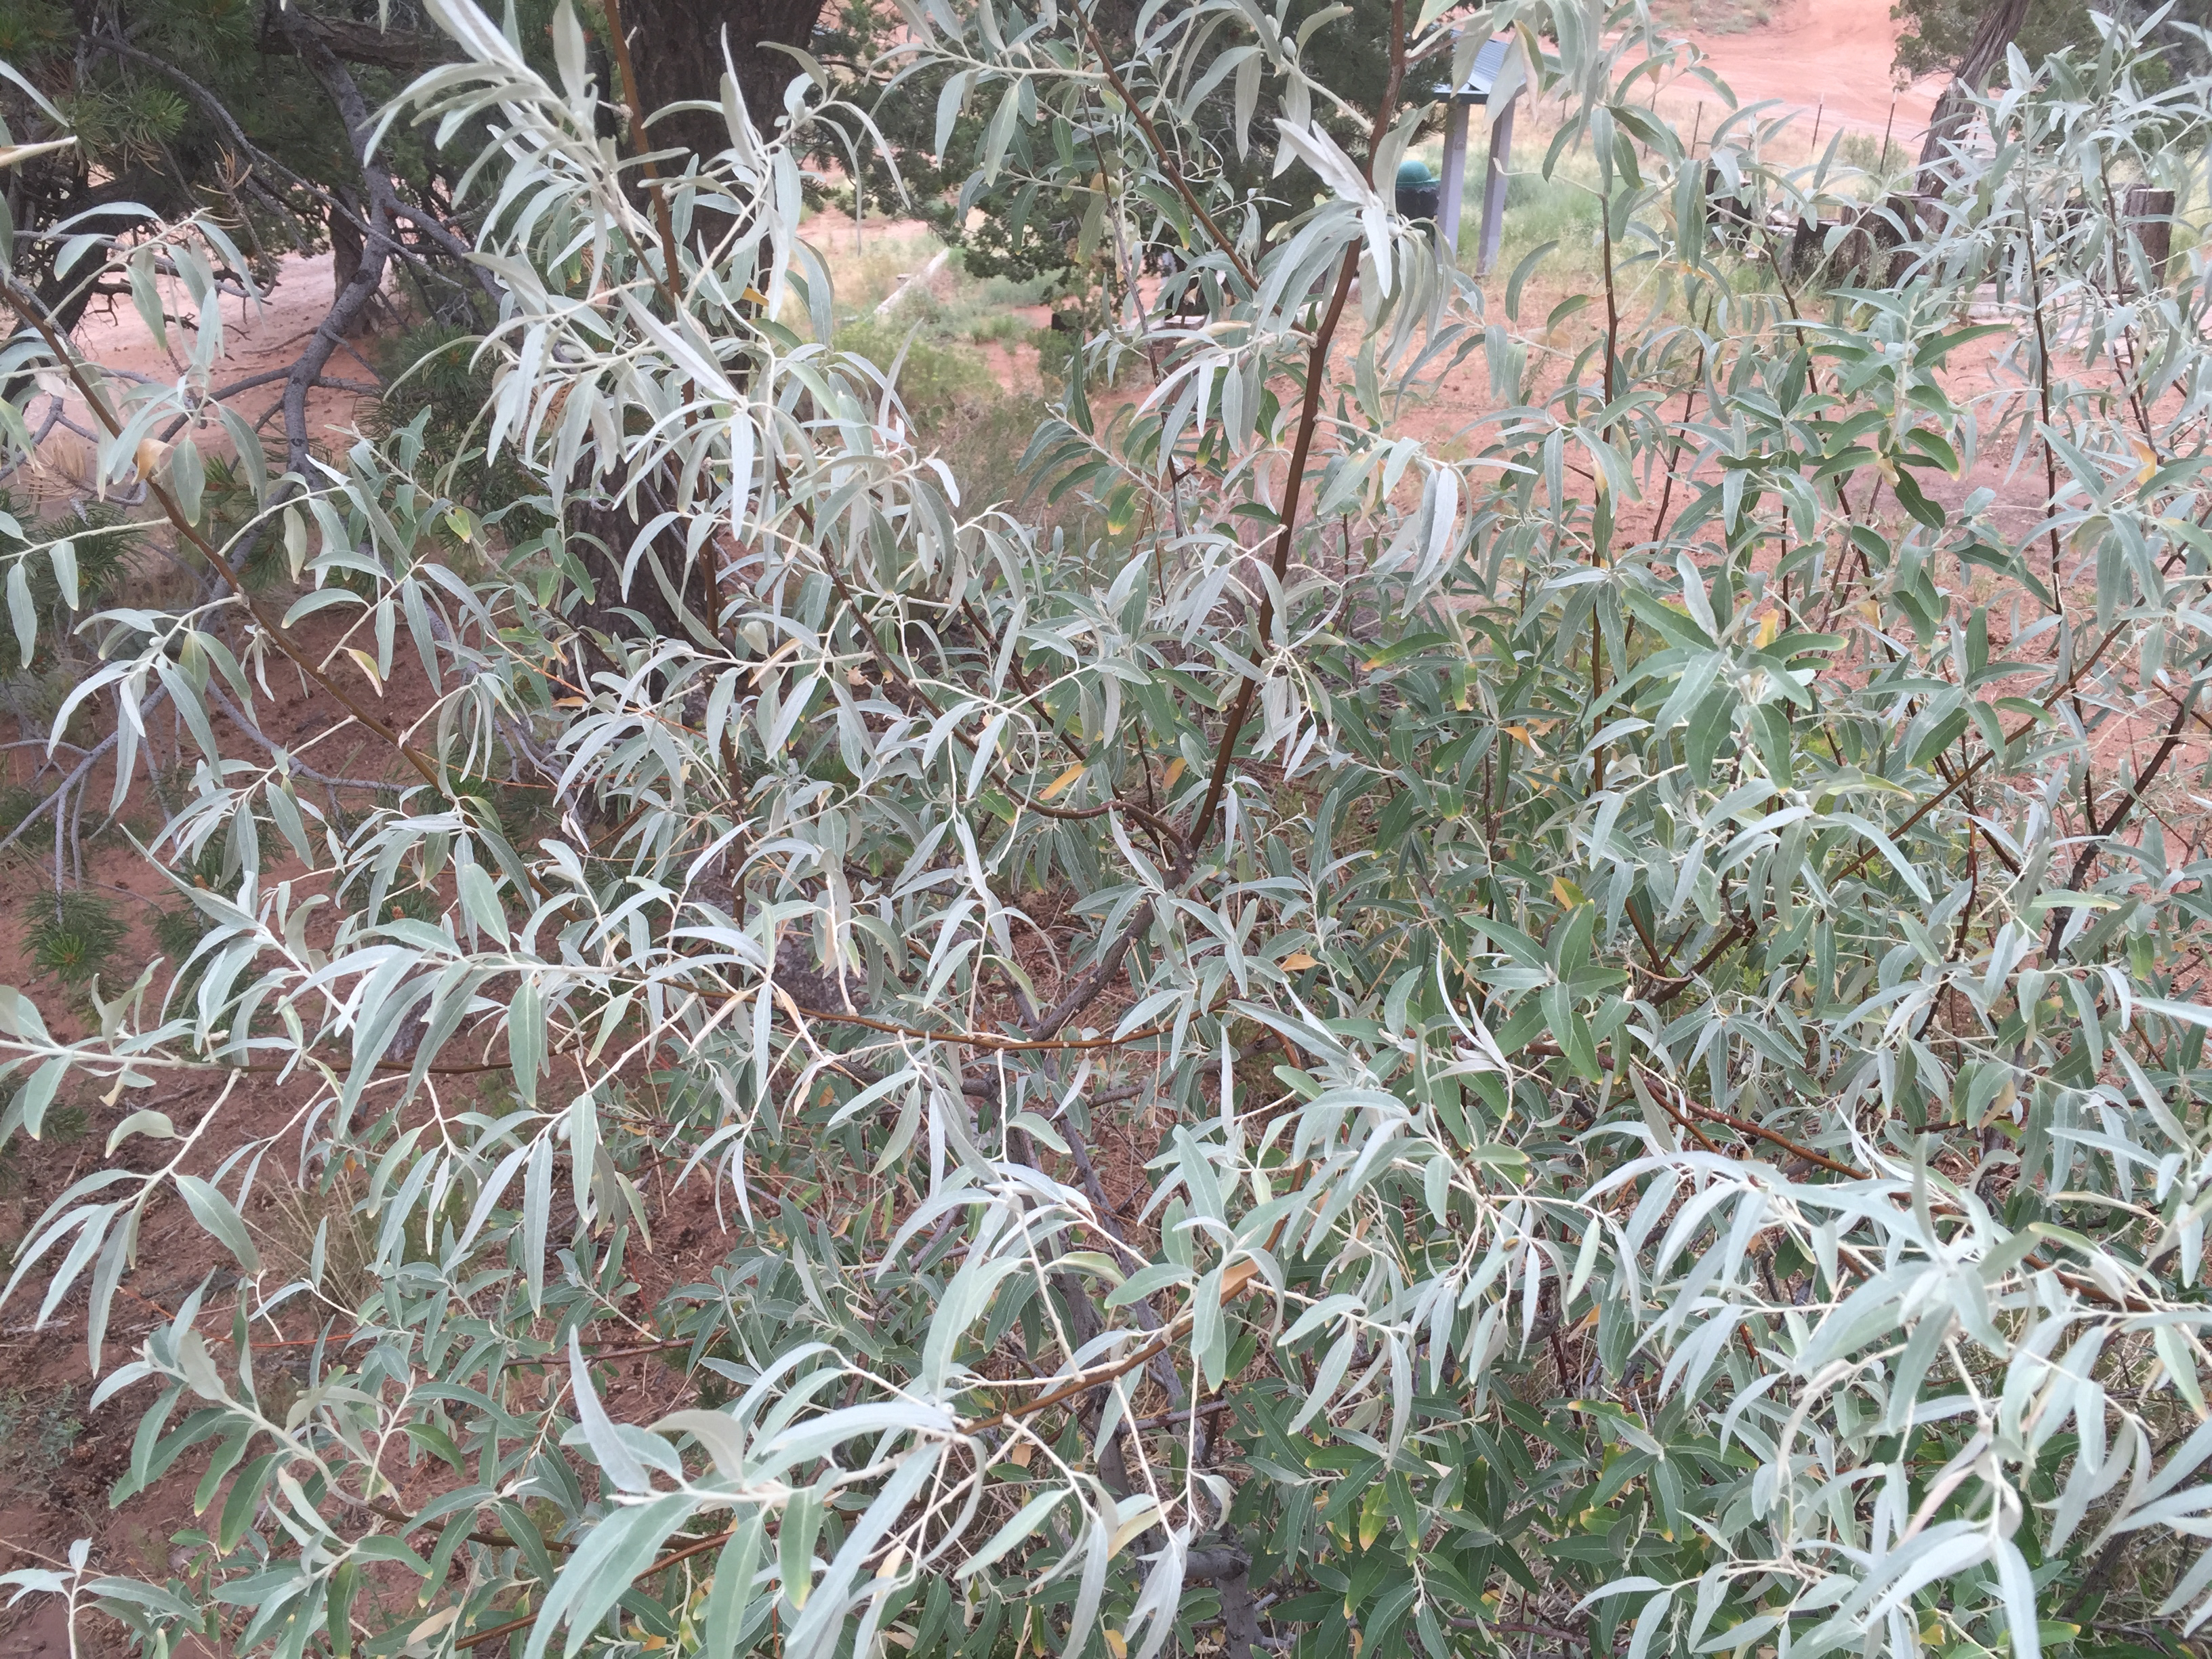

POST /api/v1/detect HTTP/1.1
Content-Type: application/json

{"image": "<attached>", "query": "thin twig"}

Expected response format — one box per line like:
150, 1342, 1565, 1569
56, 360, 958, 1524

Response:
201, 684, 406, 793
94, 33, 494, 300
0, 688, 169, 865
1, 279, 441, 789
1076, 20, 1258, 292
781, 995, 1176, 1052
1189, 3, 1408, 846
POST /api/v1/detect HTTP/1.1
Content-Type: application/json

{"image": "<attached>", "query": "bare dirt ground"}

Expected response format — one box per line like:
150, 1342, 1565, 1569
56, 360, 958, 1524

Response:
0, 250, 392, 1654
21, 252, 372, 514
1671, 0, 1942, 138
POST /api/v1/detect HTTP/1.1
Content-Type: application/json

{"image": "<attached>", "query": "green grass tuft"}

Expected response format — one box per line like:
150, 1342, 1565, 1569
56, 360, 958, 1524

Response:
27, 891, 129, 988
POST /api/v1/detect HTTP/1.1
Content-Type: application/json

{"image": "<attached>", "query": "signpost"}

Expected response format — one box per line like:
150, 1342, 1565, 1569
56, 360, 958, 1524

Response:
1435, 33, 1523, 273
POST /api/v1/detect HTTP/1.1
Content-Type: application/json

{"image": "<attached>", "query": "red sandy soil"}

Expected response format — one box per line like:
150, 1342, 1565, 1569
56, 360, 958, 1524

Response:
22, 252, 373, 514
1677, 0, 1943, 138
0, 249, 398, 1656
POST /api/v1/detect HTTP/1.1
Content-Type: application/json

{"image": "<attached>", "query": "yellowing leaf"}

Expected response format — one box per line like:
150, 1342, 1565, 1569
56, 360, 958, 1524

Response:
1008, 1438, 1034, 1467
344, 649, 385, 694
741, 285, 771, 305
1976, 1076, 2020, 1130
1551, 876, 1587, 907
1162, 758, 1186, 787
1109, 1502, 1165, 1556
1504, 725, 1532, 743
2134, 438, 2159, 487
1755, 609, 1781, 648
1103, 1632, 1128, 1659
1279, 949, 1319, 970
1039, 762, 1086, 801
1357, 1483, 1387, 1549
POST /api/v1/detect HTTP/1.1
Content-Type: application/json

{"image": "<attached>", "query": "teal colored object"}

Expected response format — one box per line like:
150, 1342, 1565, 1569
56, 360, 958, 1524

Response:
1395, 157, 1441, 226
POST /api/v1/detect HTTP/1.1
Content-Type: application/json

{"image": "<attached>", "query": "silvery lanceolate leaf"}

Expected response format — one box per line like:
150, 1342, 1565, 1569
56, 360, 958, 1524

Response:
521, 1492, 693, 1659
569, 1328, 649, 1494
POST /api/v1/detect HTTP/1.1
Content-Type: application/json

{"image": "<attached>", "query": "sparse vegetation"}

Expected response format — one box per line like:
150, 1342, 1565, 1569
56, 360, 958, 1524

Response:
834, 313, 1001, 430
370, 321, 556, 540
1650, 0, 1772, 33
1837, 129, 1910, 179
0, 1387, 82, 1492
150, 905, 207, 979
0, 495, 139, 672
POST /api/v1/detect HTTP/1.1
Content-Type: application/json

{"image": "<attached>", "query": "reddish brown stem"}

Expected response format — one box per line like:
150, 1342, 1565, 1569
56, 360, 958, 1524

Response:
1190, 0, 1408, 848
1077, 20, 1258, 292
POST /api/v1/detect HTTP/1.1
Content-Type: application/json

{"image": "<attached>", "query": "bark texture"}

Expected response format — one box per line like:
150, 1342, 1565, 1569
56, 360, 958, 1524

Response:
255, 12, 445, 71
569, 1, 826, 651
271, 6, 398, 480
621, 0, 830, 157
1917, 0, 2032, 177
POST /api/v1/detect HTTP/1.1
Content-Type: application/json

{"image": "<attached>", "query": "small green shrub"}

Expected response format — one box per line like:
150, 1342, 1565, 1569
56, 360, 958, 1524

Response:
1031, 323, 1078, 382
26, 891, 128, 988
377, 883, 438, 926
0, 783, 51, 841
1472, 158, 1607, 281
195, 454, 289, 590
937, 391, 1057, 512
1029, 321, 1143, 392
1838, 130, 1911, 181
23, 10, 2212, 1657
152, 905, 207, 968
968, 311, 1027, 344
972, 271, 1051, 308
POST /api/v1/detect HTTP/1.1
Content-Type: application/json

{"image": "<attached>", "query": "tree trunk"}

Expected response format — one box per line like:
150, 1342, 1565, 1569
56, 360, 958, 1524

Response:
329, 197, 366, 329
620, 0, 828, 161
574, 1, 825, 651
1916, 0, 2032, 180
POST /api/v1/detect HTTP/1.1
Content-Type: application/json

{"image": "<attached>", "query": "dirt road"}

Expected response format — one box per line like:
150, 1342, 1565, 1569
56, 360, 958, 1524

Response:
1676, 0, 1945, 142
